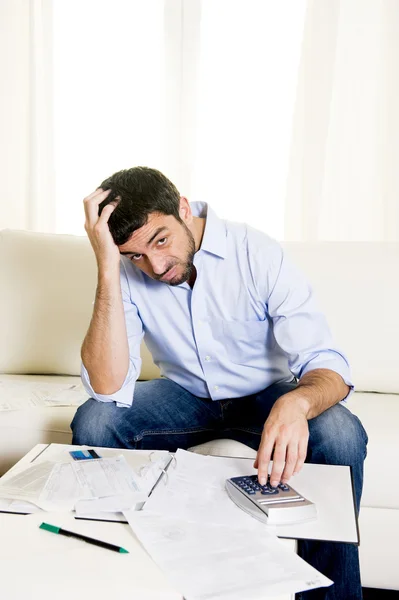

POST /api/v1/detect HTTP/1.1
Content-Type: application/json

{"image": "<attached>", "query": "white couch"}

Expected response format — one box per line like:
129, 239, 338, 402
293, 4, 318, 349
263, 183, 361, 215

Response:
0, 228, 398, 591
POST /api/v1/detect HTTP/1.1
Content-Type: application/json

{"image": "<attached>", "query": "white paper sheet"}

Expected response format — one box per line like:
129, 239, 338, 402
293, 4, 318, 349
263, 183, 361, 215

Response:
75, 491, 147, 515
0, 379, 88, 410
0, 448, 173, 519
0, 497, 43, 514
0, 456, 143, 511
73, 452, 173, 519
0, 461, 56, 503
143, 449, 264, 530
125, 510, 333, 600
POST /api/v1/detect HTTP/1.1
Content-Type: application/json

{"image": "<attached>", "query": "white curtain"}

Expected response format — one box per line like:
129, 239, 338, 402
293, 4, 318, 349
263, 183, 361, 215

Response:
53, 0, 168, 236
285, 0, 399, 241
0, 0, 55, 232
189, 0, 307, 240
1, 0, 399, 241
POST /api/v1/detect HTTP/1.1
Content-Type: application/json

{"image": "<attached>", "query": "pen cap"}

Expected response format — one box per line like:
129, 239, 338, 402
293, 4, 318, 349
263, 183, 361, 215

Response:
39, 523, 61, 534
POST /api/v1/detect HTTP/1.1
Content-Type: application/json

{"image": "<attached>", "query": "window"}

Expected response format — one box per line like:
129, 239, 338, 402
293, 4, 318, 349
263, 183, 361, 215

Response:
53, 0, 306, 239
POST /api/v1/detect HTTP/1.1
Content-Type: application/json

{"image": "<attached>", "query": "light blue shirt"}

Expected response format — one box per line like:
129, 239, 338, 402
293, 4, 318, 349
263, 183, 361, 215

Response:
81, 202, 353, 407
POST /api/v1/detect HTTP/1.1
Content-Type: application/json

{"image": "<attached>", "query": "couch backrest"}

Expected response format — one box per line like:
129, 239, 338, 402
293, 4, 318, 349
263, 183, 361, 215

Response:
282, 242, 399, 394
0, 229, 159, 380
1, 229, 398, 393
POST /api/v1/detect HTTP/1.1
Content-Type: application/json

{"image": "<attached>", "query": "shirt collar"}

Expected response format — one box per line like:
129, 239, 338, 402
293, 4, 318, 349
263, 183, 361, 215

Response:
190, 201, 227, 259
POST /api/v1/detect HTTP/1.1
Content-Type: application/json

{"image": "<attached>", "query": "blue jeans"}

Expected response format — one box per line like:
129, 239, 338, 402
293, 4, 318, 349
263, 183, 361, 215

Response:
71, 378, 368, 599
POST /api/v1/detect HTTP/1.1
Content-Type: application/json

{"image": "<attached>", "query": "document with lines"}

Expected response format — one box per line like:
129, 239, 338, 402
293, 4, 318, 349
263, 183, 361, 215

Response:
125, 511, 332, 599
142, 449, 358, 544
0, 450, 172, 515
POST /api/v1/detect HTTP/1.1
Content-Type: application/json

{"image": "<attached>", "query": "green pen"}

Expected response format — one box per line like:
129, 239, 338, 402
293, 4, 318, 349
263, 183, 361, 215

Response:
39, 522, 129, 554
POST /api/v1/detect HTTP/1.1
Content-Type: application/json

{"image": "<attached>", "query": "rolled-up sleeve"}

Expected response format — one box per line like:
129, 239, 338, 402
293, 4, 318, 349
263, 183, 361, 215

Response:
265, 242, 354, 401
80, 259, 144, 408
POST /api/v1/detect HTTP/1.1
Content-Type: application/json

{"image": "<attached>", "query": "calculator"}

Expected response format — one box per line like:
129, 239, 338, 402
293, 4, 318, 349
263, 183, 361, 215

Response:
226, 474, 317, 526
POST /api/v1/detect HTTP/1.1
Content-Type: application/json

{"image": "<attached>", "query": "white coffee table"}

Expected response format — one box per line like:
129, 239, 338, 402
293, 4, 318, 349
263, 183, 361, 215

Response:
0, 444, 304, 600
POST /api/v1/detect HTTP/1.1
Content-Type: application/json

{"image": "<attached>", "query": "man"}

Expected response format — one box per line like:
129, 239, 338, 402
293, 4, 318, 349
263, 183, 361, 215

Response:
72, 166, 367, 599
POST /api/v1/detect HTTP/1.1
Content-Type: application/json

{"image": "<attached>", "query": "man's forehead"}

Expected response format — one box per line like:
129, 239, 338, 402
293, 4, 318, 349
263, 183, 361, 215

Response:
118, 212, 176, 252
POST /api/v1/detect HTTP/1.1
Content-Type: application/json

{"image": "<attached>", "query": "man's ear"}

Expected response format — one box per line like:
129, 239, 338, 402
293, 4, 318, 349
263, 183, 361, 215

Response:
179, 196, 192, 223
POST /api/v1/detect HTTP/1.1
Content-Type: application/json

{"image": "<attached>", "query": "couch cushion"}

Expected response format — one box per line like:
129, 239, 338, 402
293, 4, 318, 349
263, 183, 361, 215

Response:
0, 374, 79, 475
358, 507, 399, 589
189, 439, 257, 459
347, 391, 399, 508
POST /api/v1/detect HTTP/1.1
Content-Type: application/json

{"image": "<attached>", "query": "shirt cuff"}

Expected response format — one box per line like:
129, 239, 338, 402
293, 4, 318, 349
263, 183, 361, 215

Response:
80, 361, 139, 408
298, 355, 355, 403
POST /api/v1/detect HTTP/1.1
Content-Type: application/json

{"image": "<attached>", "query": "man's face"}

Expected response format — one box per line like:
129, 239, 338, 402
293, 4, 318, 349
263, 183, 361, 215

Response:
118, 212, 196, 286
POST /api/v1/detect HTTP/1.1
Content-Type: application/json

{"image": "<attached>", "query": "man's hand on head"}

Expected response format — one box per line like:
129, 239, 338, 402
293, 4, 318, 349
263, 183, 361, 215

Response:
83, 188, 120, 272
254, 394, 309, 488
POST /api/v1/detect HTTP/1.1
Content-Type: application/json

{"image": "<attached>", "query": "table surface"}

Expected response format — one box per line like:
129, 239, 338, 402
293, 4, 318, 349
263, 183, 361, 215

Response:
0, 443, 356, 600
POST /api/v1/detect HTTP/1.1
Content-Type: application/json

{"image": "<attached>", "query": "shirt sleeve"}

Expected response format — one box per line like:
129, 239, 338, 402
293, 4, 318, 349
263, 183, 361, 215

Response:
80, 258, 144, 408
261, 238, 354, 401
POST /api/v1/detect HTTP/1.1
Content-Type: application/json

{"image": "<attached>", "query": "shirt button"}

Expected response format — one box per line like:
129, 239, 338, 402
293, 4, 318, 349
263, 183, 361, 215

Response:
214, 385, 219, 391
205, 355, 211, 362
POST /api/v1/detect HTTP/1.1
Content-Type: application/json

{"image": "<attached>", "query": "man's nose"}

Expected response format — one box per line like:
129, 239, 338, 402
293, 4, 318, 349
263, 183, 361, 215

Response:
149, 256, 167, 276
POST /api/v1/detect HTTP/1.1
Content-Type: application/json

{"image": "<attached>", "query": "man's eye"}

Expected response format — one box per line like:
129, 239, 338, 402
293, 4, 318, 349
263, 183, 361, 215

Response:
131, 254, 142, 261
157, 237, 167, 246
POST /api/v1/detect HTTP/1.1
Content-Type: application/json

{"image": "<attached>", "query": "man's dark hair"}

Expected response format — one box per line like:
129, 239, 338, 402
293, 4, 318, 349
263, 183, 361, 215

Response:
98, 166, 181, 246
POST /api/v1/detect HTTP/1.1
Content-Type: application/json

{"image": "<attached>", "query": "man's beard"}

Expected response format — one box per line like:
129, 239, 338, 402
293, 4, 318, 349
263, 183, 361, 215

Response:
155, 224, 196, 286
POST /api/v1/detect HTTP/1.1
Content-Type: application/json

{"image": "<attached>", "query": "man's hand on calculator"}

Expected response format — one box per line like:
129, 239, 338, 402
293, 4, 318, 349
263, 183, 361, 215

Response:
254, 392, 309, 488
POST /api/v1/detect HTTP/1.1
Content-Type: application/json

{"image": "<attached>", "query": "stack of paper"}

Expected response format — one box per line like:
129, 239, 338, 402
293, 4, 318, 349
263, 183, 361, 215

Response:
0, 452, 171, 515
124, 450, 333, 599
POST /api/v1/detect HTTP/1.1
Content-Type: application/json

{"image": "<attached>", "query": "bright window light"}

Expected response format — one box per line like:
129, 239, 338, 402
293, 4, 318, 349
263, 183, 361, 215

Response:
53, 1, 306, 240
53, 0, 165, 235
192, 0, 307, 239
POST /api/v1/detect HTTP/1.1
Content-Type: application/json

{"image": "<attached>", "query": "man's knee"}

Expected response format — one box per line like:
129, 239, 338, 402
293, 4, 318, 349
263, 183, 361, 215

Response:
307, 403, 368, 466
71, 398, 124, 447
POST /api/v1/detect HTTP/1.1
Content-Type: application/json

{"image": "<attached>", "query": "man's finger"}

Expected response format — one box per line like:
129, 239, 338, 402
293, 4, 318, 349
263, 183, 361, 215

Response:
83, 188, 112, 225
292, 435, 308, 476
85, 187, 110, 201
269, 439, 288, 487
256, 435, 275, 485
98, 202, 117, 225
280, 441, 299, 483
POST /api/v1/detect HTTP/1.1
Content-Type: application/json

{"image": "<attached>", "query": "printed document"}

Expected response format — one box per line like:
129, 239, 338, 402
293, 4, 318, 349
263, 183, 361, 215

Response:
124, 450, 333, 598
143, 449, 265, 529
0, 379, 88, 411
125, 510, 333, 599
0, 456, 142, 511
0, 448, 173, 517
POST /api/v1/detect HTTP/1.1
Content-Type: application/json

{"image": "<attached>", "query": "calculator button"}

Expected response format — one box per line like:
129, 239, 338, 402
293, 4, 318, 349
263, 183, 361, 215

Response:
261, 488, 279, 495
278, 483, 290, 491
